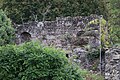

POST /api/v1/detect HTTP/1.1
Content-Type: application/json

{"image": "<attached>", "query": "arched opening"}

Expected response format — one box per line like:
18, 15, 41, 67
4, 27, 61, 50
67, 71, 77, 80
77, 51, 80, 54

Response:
20, 32, 31, 43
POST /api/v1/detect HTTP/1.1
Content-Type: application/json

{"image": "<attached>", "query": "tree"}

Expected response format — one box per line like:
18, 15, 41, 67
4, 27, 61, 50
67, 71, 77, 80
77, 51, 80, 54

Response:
0, 9, 15, 46
108, 0, 120, 44
0, 0, 109, 24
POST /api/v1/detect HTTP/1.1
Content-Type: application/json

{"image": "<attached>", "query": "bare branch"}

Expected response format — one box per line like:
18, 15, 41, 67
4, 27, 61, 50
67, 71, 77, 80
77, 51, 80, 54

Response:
41, 4, 51, 21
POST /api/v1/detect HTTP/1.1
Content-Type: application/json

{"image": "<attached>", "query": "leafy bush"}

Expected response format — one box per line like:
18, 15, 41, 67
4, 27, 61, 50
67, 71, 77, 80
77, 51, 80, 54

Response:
87, 49, 100, 61
0, 41, 83, 80
0, 9, 15, 46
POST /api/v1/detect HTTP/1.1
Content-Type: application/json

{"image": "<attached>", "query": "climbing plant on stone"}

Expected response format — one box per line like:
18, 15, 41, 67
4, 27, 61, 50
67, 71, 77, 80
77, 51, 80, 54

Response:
0, 9, 15, 46
87, 18, 110, 48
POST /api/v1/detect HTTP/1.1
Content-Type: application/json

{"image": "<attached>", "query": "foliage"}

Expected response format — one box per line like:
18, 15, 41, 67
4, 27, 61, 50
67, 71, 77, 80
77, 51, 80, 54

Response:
79, 69, 104, 80
0, 9, 15, 46
107, 0, 120, 44
86, 0, 120, 46
0, 41, 83, 80
88, 18, 110, 48
0, 0, 108, 24
88, 18, 106, 26
87, 49, 100, 61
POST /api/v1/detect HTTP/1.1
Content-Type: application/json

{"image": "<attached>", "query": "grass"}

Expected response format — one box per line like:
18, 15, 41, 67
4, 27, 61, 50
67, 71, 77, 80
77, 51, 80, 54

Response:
79, 69, 104, 80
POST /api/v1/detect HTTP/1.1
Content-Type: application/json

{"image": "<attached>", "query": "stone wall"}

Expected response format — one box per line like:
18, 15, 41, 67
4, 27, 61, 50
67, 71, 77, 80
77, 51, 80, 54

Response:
105, 47, 120, 80
15, 15, 104, 71
14, 15, 120, 79
15, 15, 101, 49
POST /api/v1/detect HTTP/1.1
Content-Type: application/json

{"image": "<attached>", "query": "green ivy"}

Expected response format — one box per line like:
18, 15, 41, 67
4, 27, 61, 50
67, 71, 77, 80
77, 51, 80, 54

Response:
88, 18, 110, 48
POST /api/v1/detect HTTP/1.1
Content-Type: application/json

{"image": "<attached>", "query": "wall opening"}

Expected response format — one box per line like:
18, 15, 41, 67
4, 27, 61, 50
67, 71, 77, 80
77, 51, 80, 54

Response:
20, 32, 31, 43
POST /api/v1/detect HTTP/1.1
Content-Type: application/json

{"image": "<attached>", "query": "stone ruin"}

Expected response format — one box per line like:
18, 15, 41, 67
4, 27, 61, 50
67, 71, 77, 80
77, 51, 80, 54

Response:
14, 15, 120, 79
14, 16, 104, 76
105, 47, 120, 80
14, 14, 102, 70
15, 15, 101, 49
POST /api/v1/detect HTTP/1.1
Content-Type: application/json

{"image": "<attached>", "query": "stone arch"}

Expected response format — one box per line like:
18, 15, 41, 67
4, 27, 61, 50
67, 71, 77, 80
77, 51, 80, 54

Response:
20, 32, 31, 43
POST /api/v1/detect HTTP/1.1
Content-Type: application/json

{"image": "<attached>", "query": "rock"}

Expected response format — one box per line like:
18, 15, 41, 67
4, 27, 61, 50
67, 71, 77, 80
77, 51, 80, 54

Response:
65, 21, 72, 26
105, 48, 120, 80
113, 55, 120, 60
46, 35, 55, 40
72, 37, 89, 46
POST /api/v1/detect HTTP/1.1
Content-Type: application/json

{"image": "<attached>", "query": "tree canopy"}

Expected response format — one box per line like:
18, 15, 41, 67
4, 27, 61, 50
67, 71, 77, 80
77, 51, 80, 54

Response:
108, 0, 120, 44
0, 0, 108, 24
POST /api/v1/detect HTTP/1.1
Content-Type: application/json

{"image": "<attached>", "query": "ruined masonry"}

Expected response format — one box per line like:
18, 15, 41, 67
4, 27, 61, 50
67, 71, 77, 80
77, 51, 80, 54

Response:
15, 14, 101, 70
105, 47, 120, 80
15, 15, 120, 80
15, 15, 101, 49
14, 15, 120, 79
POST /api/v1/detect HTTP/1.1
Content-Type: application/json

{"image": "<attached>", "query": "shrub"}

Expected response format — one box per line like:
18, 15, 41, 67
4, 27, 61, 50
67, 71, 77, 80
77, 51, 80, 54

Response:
0, 41, 83, 80
87, 49, 100, 61
0, 9, 15, 46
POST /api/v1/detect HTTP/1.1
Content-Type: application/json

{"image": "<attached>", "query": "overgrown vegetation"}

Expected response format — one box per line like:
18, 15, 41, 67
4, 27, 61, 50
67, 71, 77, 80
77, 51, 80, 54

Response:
88, 18, 110, 48
0, 9, 15, 46
0, 0, 119, 80
107, 0, 120, 44
0, 41, 83, 80
80, 69, 104, 80
0, 0, 108, 24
